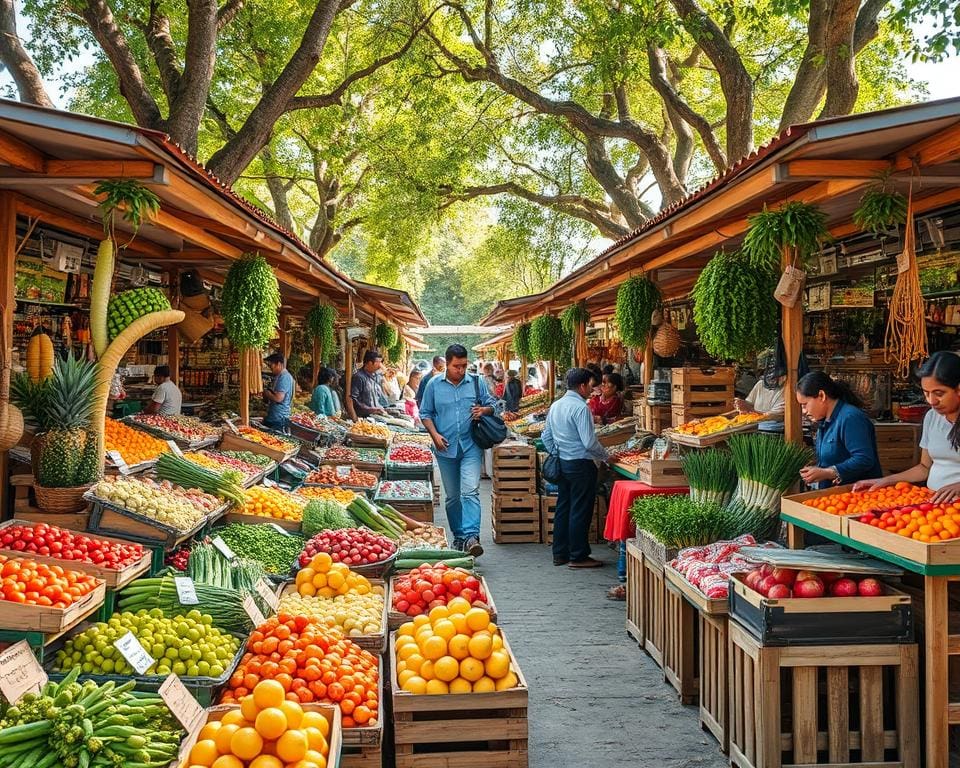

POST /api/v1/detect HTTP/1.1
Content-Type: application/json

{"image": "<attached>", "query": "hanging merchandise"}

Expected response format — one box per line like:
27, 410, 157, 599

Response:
305, 302, 338, 363
652, 309, 681, 357
561, 302, 589, 365
513, 322, 532, 360
741, 201, 829, 273
853, 182, 908, 236
885, 185, 928, 379
221, 253, 281, 350
529, 315, 564, 361
375, 322, 398, 350
615, 274, 660, 349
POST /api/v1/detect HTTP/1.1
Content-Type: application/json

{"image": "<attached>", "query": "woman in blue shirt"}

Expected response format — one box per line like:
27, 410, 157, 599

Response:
796, 371, 882, 489
310, 368, 340, 418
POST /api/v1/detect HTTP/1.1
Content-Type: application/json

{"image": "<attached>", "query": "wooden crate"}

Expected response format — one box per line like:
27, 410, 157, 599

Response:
219, 429, 300, 462
492, 468, 536, 494
780, 484, 860, 537
626, 538, 644, 646
539, 495, 599, 545
340, 745, 382, 768
281, 581, 387, 654
875, 423, 921, 474
672, 404, 729, 427
727, 620, 920, 768
391, 632, 529, 768
388, 576, 498, 630
87, 501, 211, 549
492, 493, 540, 544
672, 383, 734, 408
222, 511, 302, 532
640, 552, 667, 667
386, 500, 434, 524
637, 457, 688, 488
493, 443, 536, 468
663, 576, 699, 704
671, 366, 735, 389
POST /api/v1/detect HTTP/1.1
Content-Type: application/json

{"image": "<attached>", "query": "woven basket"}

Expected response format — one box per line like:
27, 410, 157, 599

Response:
34, 482, 92, 514
653, 323, 681, 357
0, 309, 23, 451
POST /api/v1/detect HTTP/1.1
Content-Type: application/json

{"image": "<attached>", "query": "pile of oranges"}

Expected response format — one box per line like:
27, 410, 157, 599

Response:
297, 487, 357, 504
803, 482, 932, 516
295, 552, 373, 599
240, 487, 307, 521
0, 556, 100, 607
395, 601, 519, 695
858, 502, 960, 542
186, 679, 331, 768
239, 427, 297, 451
222, 614, 379, 729
105, 417, 169, 465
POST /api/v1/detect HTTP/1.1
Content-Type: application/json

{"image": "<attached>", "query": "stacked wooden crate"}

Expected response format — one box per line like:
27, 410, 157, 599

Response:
670, 366, 734, 427
492, 443, 539, 543
540, 496, 602, 544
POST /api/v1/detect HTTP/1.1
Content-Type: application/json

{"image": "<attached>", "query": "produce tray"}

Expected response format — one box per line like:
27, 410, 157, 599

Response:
45, 632, 248, 707
303, 481, 377, 493
280, 582, 388, 655
219, 430, 300, 463
315, 454, 385, 473
104, 455, 158, 475
121, 417, 220, 449
0, 519, 152, 589
664, 564, 728, 616
177, 703, 343, 768
222, 511, 302, 532
728, 573, 913, 646
189, 450, 275, 488
383, 500, 433, 524
384, 464, 433, 482
0, 580, 105, 633
345, 432, 391, 449
85, 494, 219, 550
846, 518, 960, 566
386, 575, 497, 630
780, 484, 861, 536
664, 421, 760, 447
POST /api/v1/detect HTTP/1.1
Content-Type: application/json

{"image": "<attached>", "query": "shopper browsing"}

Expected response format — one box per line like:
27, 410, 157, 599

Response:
403, 369, 422, 424
503, 369, 523, 413
589, 372, 625, 425
310, 367, 341, 418
382, 368, 402, 404
542, 368, 610, 568
145, 365, 182, 416
351, 350, 388, 417
420, 344, 498, 556
416, 356, 446, 407
262, 352, 295, 431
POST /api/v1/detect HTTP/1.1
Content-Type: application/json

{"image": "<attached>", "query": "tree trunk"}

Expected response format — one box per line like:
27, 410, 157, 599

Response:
165, 0, 218, 155
0, 0, 54, 107
818, 0, 864, 119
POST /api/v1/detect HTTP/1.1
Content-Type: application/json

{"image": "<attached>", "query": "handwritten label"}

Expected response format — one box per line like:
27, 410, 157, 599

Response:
159, 674, 206, 734
255, 579, 280, 612
243, 595, 266, 627
114, 631, 155, 675
896, 248, 911, 274
166, 440, 184, 458
174, 576, 199, 605
268, 523, 290, 537
107, 450, 131, 475
336, 465, 351, 479
211, 536, 236, 561
0, 641, 47, 704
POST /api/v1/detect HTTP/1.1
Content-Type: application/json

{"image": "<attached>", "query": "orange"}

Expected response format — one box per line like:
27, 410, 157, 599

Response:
255, 708, 288, 740
189, 739, 219, 766
495, 671, 519, 691
230, 727, 264, 760
253, 679, 287, 710
401, 675, 428, 694
304, 726, 328, 752
300, 711, 330, 737
240, 693, 260, 722
276, 730, 309, 763
449, 677, 472, 694
425, 679, 449, 695
432, 619, 456, 641
198, 721, 223, 741
473, 676, 496, 693
421, 635, 447, 661
448, 634, 471, 660
215, 723, 241, 754
249, 757, 284, 768
304, 749, 328, 765
484, 651, 510, 679
220, 710, 247, 727
211, 757, 244, 768
460, 657, 485, 682
433, 656, 459, 682
467, 632, 492, 660
279, 699, 304, 729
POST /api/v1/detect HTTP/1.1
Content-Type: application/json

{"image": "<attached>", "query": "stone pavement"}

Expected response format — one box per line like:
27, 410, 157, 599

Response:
452, 480, 729, 767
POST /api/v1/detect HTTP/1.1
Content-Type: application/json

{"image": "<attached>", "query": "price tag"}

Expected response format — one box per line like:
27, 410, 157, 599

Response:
336, 465, 351, 479
166, 440, 184, 458
0, 641, 47, 704
255, 579, 280, 611
211, 536, 237, 561
159, 674, 206, 734
225, 419, 240, 435
243, 594, 266, 627
113, 631, 156, 674
262, 477, 277, 488
107, 450, 131, 475
174, 576, 199, 605
268, 523, 290, 537
896, 248, 911, 274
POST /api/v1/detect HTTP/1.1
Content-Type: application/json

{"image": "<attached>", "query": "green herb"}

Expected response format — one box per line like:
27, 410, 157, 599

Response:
215, 523, 305, 574
375, 323, 398, 350
221, 254, 281, 350
682, 448, 737, 507
560, 302, 589, 335
513, 323, 532, 359
529, 315, 565, 360
629, 495, 738, 549
853, 187, 907, 236
305, 302, 338, 363
742, 201, 829, 271
615, 275, 660, 348
690, 251, 778, 361
388, 337, 405, 364
303, 499, 355, 537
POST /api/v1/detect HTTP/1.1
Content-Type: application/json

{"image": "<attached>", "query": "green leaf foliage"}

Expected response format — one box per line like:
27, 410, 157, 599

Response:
512, 323, 532, 360
853, 188, 908, 235
94, 179, 160, 236
691, 252, 778, 362
375, 323, 398, 350
560, 302, 589, 335
615, 275, 660, 349
742, 202, 829, 271
529, 315, 564, 361
629, 495, 744, 550
305, 303, 338, 363
221, 254, 281, 350
387, 337, 405, 364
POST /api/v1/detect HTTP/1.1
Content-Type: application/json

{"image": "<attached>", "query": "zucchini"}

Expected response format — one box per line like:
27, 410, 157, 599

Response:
395, 557, 475, 570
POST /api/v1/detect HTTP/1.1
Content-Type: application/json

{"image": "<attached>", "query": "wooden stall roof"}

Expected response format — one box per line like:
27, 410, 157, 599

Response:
473, 327, 514, 352
0, 99, 424, 330
481, 96, 960, 327
352, 280, 427, 328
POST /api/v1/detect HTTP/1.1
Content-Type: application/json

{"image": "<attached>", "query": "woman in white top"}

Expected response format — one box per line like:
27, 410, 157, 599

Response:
734, 350, 786, 420
854, 351, 960, 503
381, 368, 402, 404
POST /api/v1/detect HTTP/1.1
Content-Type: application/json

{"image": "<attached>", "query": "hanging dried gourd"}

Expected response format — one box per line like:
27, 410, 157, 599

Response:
885, 185, 927, 378
652, 311, 681, 357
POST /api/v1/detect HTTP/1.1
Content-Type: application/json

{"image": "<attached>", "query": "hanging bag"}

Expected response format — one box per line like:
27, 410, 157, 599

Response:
471, 375, 507, 449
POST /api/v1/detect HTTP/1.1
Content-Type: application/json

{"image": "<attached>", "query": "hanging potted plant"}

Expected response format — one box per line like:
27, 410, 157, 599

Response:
853, 176, 907, 237
529, 315, 564, 361
615, 274, 660, 349
513, 323, 532, 361
305, 302, 338, 364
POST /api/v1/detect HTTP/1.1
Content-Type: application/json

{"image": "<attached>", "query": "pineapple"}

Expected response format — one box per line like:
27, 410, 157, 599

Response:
37, 355, 98, 488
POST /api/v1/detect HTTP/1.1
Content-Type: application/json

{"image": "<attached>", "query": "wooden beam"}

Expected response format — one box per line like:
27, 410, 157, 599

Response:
0, 129, 44, 173
343, 327, 356, 420
778, 159, 890, 181
167, 268, 180, 385
47, 160, 162, 180
0, 192, 16, 517
894, 120, 960, 169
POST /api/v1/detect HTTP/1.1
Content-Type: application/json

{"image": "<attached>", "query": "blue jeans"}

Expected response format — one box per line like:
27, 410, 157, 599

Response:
435, 443, 483, 540
555, 458, 597, 562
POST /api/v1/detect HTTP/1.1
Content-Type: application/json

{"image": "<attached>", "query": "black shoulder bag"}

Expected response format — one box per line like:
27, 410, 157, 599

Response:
471, 375, 508, 449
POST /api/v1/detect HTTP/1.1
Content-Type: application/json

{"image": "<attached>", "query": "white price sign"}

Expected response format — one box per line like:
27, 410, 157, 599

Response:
174, 576, 199, 605
336, 465, 351, 479
107, 450, 131, 475
242, 595, 266, 627
211, 536, 237, 561
113, 631, 156, 675
0, 641, 47, 704
262, 477, 277, 488
166, 440, 184, 458
159, 674, 206, 734
255, 579, 280, 612
268, 523, 290, 537
225, 419, 240, 435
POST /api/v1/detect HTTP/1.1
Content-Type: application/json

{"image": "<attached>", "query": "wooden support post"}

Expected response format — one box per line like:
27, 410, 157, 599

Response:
166, 269, 180, 384
344, 327, 356, 420
239, 348, 250, 426
781, 252, 803, 444
311, 337, 321, 388
278, 313, 289, 360
925, 575, 948, 768
575, 316, 587, 368
547, 359, 556, 402
643, 272, 657, 386
0, 193, 16, 518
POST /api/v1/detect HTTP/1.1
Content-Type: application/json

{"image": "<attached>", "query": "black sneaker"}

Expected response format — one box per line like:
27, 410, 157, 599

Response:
452, 537, 465, 551
463, 536, 484, 557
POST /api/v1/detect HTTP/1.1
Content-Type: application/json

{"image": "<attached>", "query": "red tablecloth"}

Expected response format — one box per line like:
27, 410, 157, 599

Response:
603, 480, 689, 541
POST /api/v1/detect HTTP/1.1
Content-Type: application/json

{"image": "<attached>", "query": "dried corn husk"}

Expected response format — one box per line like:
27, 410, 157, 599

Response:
885, 187, 927, 378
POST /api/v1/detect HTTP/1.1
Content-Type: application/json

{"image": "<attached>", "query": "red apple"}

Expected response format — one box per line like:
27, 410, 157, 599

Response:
767, 584, 792, 599
795, 570, 819, 582
793, 577, 825, 598
820, 572, 843, 585
759, 564, 774, 577
829, 578, 858, 597
771, 567, 797, 586
758, 576, 779, 596
744, 571, 763, 591
857, 578, 883, 597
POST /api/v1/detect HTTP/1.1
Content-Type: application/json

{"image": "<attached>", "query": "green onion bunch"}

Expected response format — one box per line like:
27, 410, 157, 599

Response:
682, 448, 737, 507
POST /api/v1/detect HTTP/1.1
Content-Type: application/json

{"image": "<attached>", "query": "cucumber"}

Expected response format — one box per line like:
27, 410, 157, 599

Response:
395, 557, 475, 570
397, 548, 465, 561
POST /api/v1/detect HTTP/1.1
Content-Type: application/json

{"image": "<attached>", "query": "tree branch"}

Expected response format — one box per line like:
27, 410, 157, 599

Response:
217, 0, 244, 30
818, 0, 861, 118
166, 0, 218, 153
141, 1, 181, 104
584, 135, 650, 228
0, 0, 54, 107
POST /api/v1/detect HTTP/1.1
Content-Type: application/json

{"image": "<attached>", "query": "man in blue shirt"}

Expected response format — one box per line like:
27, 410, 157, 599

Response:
420, 344, 498, 556
262, 352, 295, 431
542, 368, 609, 568
416, 356, 446, 407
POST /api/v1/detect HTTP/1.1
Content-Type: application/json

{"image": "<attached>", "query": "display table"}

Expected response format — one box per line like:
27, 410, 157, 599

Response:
603, 480, 688, 541
783, 512, 954, 768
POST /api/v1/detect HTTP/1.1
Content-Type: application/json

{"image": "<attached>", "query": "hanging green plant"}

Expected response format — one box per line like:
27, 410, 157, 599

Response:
375, 322, 398, 350
94, 179, 161, 238
529, 315, 564, 360
560, 302, 589, 335
221, 254, 281, 350
615, 275, 660, 348
387, 337, 405, 364
691, 251, 778, 361
742, 201, 829, 272
513, 323, 532, 360
305, 302, 338, 362
853, 186, 907, 236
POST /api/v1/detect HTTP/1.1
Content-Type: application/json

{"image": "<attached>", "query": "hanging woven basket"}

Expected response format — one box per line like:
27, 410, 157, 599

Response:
653, 320, 681, 358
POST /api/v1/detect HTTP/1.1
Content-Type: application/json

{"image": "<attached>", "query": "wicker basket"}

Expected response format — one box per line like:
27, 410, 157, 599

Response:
34, 482, 92, 514
653, 322, 681, 357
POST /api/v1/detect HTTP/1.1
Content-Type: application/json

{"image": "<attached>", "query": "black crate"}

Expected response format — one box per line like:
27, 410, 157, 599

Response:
727, 574, 914, 646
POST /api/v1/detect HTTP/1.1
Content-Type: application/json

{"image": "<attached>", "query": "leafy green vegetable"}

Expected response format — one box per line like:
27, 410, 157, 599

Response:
615, 275, 660, 348
214, 523, 306, 574
529, 315, 565, 360
305, 302, 338, 363
387, 336, 405, 364
375, 323, 398, 350
513, 322, 532, 359
303, 499, 355, 537
94, 179, 160, 236
682, 448, 737, 507
629, 495, 741, 549
742, 201, 829, 271
221, 254, 281, 350
690, 251, 778, 361
560, 302, 589, 335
